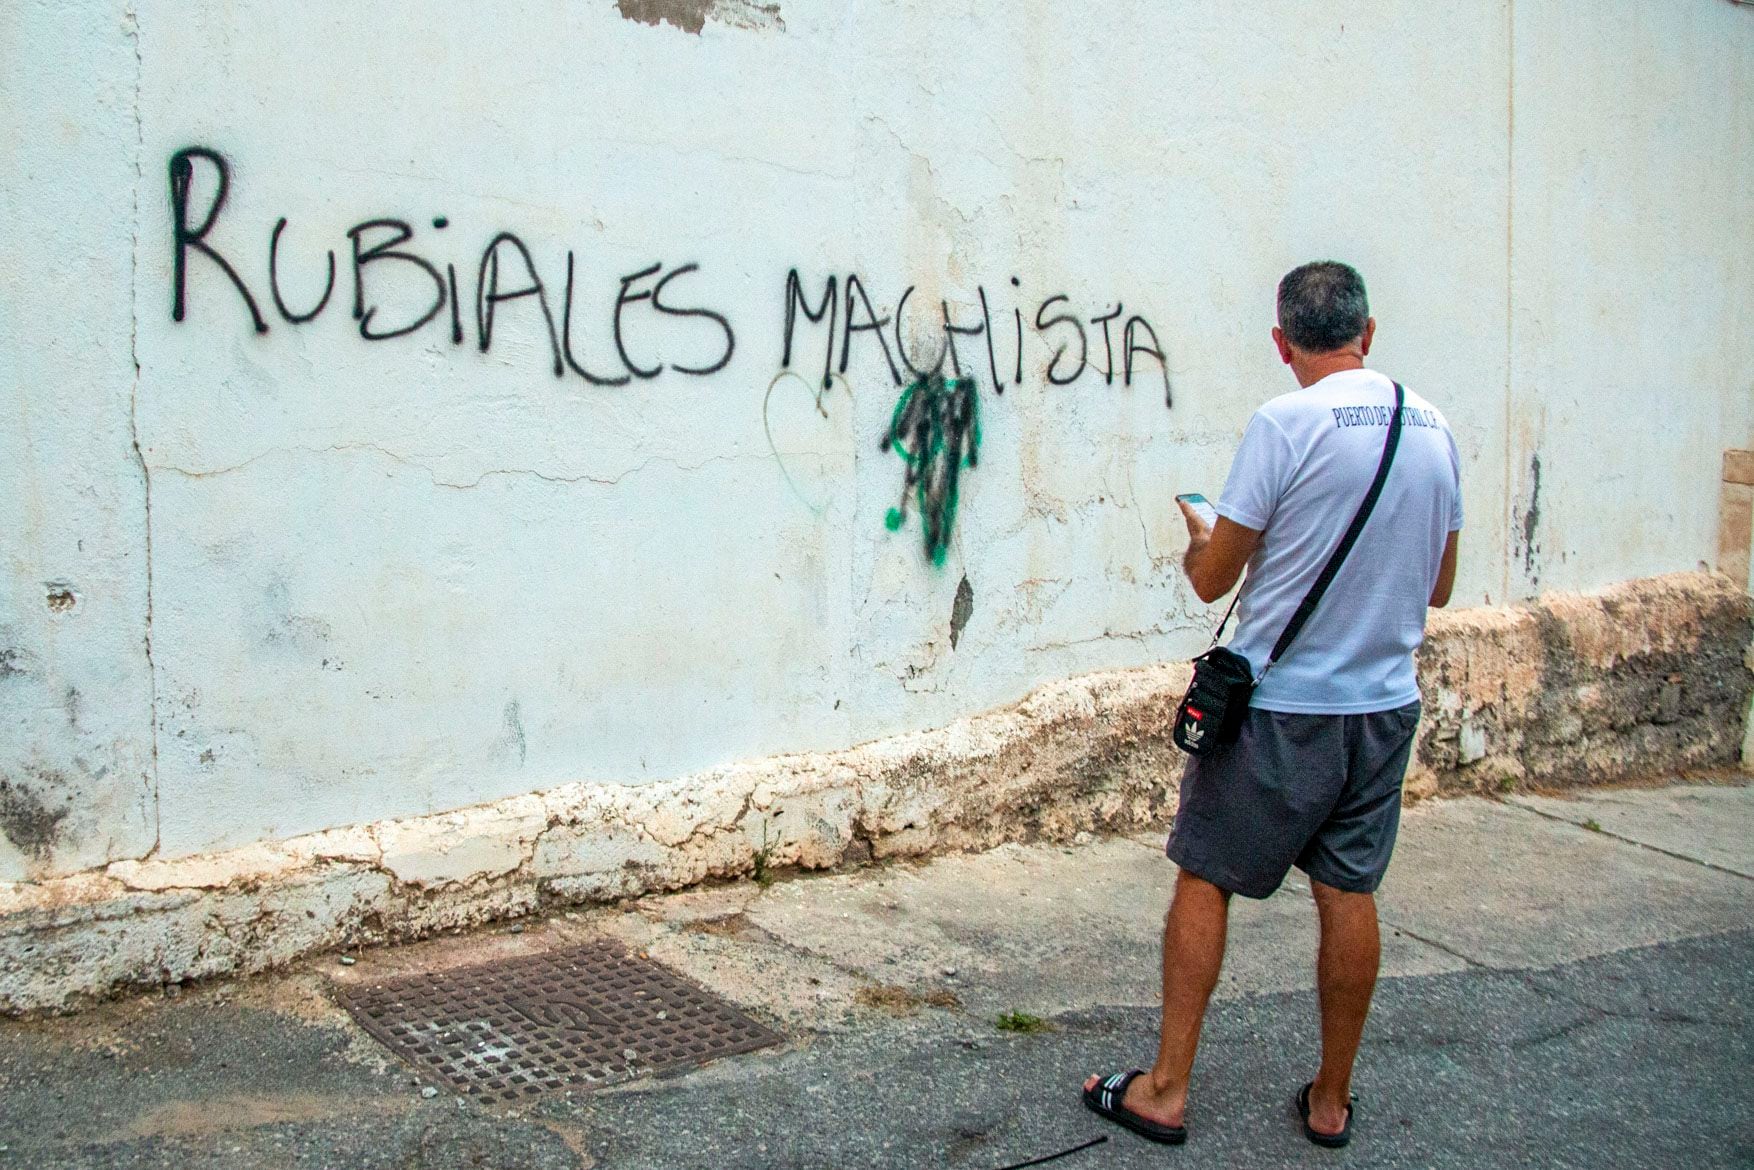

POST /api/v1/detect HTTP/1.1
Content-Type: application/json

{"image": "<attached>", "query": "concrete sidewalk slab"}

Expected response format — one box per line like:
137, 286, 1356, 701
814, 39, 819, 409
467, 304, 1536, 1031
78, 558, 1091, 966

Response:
1508, 782, 1754, 877
1, 786, 1750, 1169
1377, 796, 1754, 970
598, 789, 1754, 1033
753, 834, 1466, 1007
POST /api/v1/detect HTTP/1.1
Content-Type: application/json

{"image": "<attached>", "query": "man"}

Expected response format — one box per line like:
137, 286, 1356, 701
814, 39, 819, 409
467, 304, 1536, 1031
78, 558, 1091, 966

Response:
1082, 261, 1462, 1148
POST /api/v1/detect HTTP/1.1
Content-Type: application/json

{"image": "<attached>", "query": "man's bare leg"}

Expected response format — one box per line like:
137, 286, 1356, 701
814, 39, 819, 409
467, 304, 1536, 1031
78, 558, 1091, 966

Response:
1084, 869, 1231, 1125
1306, 881, 1381, 1135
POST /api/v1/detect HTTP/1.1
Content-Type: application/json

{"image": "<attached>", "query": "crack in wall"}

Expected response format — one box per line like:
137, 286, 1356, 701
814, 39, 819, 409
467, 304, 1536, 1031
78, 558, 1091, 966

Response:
150, 443, 807, 490
1502, 0, 1518, 606
862, 114, 979, 228
123, 1, 160, 863
1125, 465, 1176, 570
1024, 621, 1191, 655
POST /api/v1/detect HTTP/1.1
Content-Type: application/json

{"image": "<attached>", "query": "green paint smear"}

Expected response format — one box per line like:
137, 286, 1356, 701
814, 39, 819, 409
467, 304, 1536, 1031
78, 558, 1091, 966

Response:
882, 376, 980, 565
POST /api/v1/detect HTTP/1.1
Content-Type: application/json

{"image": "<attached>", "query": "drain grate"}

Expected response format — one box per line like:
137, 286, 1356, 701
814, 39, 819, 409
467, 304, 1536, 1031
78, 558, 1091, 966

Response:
335, 939, 781, 1103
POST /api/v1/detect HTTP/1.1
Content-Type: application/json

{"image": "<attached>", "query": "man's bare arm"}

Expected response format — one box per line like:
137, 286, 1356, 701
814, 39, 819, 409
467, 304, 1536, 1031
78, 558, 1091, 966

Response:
1429, 530, 1459, 608
1178, 500, 1262, 603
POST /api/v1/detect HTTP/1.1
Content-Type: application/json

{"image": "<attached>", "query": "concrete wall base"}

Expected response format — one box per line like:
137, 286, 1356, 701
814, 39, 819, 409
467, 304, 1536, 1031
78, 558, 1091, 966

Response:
1407, 571, 1752, 797
2, 570, 1748, 1015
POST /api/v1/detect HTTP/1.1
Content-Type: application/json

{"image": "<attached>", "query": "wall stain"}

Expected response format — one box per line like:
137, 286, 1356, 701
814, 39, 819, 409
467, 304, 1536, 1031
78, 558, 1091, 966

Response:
1513, 452, 1543, 585
0, 646, 27, 679
615, 0, 783, 35
949, 576, 974, 650
0, 769, 72, 860
503, 700, 528, 766
261, 576, 333, 653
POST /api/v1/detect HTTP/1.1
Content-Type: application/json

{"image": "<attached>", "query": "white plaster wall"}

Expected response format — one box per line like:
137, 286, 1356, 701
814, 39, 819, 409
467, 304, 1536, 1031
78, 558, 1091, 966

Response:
1508, 0, 1754, 598
0, 3, 157, 880
2, 0, 1750, 875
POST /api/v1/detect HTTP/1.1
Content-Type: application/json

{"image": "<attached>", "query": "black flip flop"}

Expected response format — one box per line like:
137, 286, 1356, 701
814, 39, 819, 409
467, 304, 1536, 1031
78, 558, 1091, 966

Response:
1296, 1081, 1354, 1148
1082, 1069, 1187, 1145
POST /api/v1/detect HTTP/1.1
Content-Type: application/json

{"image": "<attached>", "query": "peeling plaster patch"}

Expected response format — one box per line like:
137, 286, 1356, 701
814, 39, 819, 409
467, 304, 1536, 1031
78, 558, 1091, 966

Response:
616, 0, 706, 33
376, 796, 548, 888
44, 583, 78, 614
716, 0, 784, 31
614, 0, 783, 35
949, 575, 974, 650
110, 839, 307, 892
0, 770, 72, 860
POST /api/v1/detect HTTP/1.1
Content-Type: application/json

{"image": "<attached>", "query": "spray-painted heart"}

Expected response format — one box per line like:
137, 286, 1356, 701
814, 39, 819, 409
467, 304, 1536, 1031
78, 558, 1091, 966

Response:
762, 369, 852, 516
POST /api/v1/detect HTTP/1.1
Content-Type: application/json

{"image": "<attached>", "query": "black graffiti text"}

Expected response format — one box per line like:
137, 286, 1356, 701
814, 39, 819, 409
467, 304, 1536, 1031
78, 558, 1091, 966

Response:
781, 269, 1171, 406
168, 147, 736, 385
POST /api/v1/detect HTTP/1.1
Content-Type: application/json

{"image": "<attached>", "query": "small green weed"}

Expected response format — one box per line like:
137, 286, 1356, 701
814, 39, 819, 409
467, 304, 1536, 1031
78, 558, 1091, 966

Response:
1496, 776, 1517, 793
1582, 818, 1603, 832
752, 818, 779, 886
995, 1011, 1053, 1034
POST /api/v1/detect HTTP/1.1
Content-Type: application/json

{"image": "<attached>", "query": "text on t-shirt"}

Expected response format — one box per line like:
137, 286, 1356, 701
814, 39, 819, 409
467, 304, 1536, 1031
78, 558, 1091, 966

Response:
1331, 404, 1445, 429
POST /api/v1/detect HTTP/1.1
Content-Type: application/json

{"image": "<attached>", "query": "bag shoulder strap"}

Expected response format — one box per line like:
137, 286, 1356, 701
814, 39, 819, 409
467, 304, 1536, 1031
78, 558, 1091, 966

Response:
1259, 380, 1405, 674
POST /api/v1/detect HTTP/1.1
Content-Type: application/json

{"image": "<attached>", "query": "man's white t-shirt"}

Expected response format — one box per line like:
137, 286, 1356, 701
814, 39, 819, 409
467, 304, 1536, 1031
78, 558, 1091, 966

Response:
1216, 368, 1463, 714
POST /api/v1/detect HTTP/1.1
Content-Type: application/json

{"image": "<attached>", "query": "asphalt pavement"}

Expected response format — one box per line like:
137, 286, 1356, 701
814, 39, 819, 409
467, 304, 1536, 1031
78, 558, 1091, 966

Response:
1, 780, 1749, 1169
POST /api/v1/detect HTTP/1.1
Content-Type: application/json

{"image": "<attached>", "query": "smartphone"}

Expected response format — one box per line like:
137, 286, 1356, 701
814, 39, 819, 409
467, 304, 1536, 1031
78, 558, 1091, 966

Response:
1176, 492, 1218, 528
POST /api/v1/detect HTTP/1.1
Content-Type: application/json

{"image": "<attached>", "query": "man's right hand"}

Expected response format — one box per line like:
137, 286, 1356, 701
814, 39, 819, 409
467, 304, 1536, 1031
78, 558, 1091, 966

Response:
1181, 514, 1263, 604
1177, 498, 1215, 544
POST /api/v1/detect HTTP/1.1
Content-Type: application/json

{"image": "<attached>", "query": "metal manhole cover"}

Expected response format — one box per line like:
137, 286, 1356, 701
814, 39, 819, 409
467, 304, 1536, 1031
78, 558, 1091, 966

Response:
335, 940, 781, 1102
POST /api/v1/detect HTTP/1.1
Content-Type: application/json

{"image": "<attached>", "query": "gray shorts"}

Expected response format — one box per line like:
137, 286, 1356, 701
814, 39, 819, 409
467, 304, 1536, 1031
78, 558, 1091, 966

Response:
1165, 701, 1421, 899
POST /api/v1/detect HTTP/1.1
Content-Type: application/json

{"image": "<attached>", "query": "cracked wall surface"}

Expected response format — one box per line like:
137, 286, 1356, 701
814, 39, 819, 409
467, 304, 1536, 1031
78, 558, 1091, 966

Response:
2, 0, 1753, 884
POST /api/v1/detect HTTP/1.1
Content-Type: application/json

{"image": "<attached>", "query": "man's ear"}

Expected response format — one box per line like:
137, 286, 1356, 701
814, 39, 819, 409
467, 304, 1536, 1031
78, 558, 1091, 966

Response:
1272, 325, 1293, 365
1359, 317, 1376, 356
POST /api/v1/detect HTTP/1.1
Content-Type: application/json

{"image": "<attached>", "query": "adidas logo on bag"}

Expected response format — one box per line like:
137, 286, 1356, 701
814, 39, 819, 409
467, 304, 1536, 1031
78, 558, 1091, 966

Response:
1181, 709, 1205, 746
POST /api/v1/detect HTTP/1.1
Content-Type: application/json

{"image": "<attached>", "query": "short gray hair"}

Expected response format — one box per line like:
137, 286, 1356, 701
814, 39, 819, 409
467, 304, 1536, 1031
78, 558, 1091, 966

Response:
1276, 261, 1369, 353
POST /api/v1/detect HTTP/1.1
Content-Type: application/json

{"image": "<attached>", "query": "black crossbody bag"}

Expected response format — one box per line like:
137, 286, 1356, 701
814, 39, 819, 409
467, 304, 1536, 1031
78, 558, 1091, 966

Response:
1173, 382, 1406, 756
